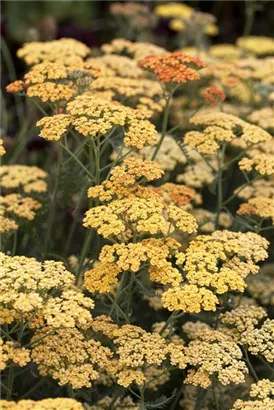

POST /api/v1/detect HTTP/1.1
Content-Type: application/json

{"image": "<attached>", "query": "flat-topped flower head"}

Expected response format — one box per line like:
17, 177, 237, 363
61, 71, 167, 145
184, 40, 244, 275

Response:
0, 399, 85, 410
7, 61, 99, 103
184, 112, 272, 155
101, 38, 166, 60
231, 379, 274, 409
17, 38, 90, 65
139, 51, 205, 85
0, 193, 42, 233
0, 253, 74, 317
184, 327, 248, 388
31, 327, 113, 389
236, 36, 274, 56
237, 197, 274, 224
1, 165, 48, 193
37, 95, 157, 148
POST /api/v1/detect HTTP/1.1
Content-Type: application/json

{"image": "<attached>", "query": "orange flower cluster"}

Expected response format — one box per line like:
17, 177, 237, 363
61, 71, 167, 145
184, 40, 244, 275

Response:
138, 51, 205, 84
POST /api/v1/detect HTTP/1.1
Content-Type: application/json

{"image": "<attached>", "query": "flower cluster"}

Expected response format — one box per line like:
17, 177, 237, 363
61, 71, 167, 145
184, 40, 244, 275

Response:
17, 38, 90, 65
37, 95, 157, 148
0, 399, 85, 410
184, 112, 271, 155
139, 51, 205, 85
1, 165, 48, 193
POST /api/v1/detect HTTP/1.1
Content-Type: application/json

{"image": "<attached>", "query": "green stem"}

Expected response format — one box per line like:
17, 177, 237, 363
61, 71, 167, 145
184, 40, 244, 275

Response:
243, 0, 256, 36
58, 142, 94, 180
151, 93, 172, 161
106, 293, 130, 324
43, 145, 63, 259
75, 230, 94, 286
139, 386, 146, 410
222, 174, 263, 207
243, 347, 259, 381
212, 376, 220, 410
6, 366, 15, 400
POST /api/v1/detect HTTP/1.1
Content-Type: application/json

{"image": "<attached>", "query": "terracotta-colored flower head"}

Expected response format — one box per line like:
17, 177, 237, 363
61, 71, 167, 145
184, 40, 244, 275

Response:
138, 51, 205, 85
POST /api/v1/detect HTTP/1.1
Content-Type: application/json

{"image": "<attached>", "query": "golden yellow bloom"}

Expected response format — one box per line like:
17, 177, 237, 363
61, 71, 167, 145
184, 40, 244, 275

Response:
220, 305, 267, 341
184, 231, 268, 294
1, 194, 42, 232
239, 155, 274, 176
209, 44, 242, 61
236, 36, 274, 56
101, 38, 166, 60
184, 112, 271, 155
237, 197, 274, 224
88, 157, 164, 202
250, 379, 274, 399
184, 328, 248, 387
85, 262, 122, 294
88, 54, 144, 78
89, 76, 164, 116
0, 253, 74, 318
89, 396, 138, 410
1, 165, 48, 193
167, 205, 198, 233
0, 139, 6, 156
17, 38, 90, 65
154, 2, 193, 18
31, 327, 113, 389
38, 95, 157, 148
231, 379, 274, 409
0, 399, 84, 410
0, 339, 30, 370
162, 285, 219, 313
241, 318, 274, 362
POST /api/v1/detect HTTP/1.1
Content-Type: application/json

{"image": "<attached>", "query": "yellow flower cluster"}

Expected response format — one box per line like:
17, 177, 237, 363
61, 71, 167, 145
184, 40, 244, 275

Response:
177, 157, 217, 188
0, 193, 41, 233
111, 134, 188, 172
88, 157, 164, 201
101, 38, 166, 60
0, 399, 84, 410
88, 54, 145, 78
0, 339, 30, 370
237, 196, 274, 224
7, 61, 99, 103
89, 76, 165, 116
236, 36, 274, 56
0, 253, 74, 319
89, 396, 138, 410
153, 182, 201, 208
239, 155, 274, 176
220, 305, 267, 341
91, 317, 187, 387
232, 379, 274, 409
30, 288, 94, 330
241, 318, 274, 362
37, 95, 157, 148
209, 44, 242, 61
184, 230, 269, 293
0, 139, 6, 156
184, 112, 271, 155
17, 38, 90, 65
154, 2, 193, 18
184, 328, 248, 388
1, 165, 48, 193
31, 327, 113, 389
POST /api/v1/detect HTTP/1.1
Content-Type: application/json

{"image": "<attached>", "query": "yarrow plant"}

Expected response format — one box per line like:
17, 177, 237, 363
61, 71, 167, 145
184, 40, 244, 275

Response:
1, 3, 274, 410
